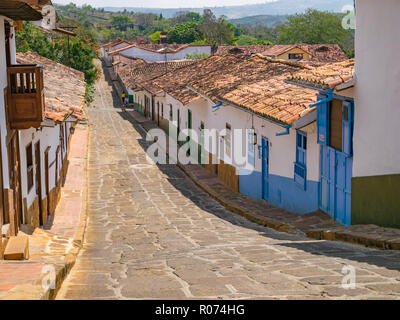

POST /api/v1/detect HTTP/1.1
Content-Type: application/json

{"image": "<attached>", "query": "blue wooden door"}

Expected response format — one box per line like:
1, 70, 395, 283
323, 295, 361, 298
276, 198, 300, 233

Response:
262, 137, 269, 200
320, 146, 331, 213
319, 146, 352, 226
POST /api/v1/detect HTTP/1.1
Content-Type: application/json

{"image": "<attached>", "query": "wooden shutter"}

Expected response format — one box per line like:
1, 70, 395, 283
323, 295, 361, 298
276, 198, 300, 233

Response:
317, 95, 329, 146
342, 100, 353, 157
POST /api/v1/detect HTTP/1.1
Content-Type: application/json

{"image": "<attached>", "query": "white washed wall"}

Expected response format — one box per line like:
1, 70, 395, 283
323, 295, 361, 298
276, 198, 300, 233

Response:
19, 125, 61, 209
0, 17, 10, 188
353, 0, 400, 177
166, 93, 319, 182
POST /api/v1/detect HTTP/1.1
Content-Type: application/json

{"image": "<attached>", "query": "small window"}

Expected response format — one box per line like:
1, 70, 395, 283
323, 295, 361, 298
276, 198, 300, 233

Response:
225, 123, 232, 158
288, 53, 304, 60
26, 143, 34, 192
294, 131, 307, 190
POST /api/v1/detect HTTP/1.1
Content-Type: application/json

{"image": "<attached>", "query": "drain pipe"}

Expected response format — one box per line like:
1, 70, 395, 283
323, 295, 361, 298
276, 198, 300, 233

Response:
308, 89, 334, 109
212, 101, 223, 109
276, 125, 292, 136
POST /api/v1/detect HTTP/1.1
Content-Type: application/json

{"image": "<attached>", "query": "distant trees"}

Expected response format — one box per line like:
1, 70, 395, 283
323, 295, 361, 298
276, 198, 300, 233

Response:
53, 4, 354, 57
171, 11, 203, 25
277, 9, 354, 56
235, 35, 272, 46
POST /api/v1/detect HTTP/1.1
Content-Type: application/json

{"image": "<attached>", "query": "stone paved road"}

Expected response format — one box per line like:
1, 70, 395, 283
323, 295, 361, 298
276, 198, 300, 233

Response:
56, 63, 400, 300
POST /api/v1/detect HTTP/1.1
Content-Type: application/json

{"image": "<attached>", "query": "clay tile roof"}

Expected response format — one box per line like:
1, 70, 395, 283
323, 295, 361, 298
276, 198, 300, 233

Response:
110, 43, 209, 56
287, 59, 355, 90
16, 52, 86, 122
119, 59, 198, 95
186, 54, 319, 125
100, 38, 131, 49
139, 54, 319, 124
217, 45, 272, 56
262, 44, 348, 64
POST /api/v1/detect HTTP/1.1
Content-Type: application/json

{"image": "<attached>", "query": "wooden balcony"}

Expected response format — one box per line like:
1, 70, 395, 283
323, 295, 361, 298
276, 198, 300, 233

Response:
7, 64, 45, 129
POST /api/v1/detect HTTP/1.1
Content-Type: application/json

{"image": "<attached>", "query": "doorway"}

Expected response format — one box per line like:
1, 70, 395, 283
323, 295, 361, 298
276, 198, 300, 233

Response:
34, 142, 43, 225
7, 132, 22, 231
44, 147, 50, 216
187, 110, 192, 156
261, 136, 269, 200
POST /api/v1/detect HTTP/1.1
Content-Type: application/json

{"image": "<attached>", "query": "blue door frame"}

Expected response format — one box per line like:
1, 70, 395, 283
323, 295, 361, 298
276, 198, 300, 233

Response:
261, 137, 269, 200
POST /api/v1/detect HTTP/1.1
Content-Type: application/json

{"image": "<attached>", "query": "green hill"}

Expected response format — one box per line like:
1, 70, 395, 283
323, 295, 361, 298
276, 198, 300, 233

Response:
229, 15, 288, 27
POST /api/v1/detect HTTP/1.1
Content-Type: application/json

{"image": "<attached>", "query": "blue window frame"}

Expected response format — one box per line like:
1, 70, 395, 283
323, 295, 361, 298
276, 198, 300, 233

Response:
342, 100, 354, 157
317, 94, 329, 146
294, 131, 307, 190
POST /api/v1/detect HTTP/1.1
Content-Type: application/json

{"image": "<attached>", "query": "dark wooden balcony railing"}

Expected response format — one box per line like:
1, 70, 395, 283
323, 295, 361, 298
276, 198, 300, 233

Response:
7, 64, 45, 129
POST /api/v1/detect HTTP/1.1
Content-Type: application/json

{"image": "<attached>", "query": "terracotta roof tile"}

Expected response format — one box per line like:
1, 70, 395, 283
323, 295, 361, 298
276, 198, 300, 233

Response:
217, 45, 272, 56
16, 52, 86, 122
287, 59, 355, 90
119, 59, 198, 95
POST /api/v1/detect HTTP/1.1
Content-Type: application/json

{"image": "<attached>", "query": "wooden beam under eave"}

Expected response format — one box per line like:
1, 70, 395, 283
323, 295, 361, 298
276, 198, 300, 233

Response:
18, 1, 40, 6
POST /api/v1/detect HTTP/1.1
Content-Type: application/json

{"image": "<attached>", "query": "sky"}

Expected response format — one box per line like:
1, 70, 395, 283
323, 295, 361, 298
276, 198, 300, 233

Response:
53, 0, 277, 9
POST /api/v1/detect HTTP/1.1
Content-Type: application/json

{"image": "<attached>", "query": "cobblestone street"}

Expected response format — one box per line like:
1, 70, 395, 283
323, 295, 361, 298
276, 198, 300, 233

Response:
56, 65, 400, 300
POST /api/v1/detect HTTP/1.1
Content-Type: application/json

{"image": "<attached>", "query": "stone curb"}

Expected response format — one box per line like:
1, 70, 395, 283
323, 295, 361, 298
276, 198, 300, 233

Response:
123, 109, 400, 251
72, 121, 90, 247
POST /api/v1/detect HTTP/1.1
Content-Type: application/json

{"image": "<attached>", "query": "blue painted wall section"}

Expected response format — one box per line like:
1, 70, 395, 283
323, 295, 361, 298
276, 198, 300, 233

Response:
239, 170, 319, 214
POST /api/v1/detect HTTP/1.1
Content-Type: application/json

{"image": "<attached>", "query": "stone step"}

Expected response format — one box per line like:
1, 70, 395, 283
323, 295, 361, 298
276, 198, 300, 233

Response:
3, 235, 29, 260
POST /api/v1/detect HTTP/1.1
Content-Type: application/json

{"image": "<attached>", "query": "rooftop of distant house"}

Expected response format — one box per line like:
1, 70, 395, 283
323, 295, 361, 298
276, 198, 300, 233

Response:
217, 45, 272, 56
261, 44, 349, 64
108, 43, 210, 56
16, 52, 86, 122
119, 59, 197, 94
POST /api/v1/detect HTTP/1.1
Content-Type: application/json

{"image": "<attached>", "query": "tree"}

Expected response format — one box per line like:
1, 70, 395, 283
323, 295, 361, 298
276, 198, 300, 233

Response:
198, 20, 235, 45
149, 31, 162, 43
111, 15, 133, 31
172, 11, 203, 25
16, 22, 99, 85
167, 22, 202, 44
185, 52, 209, 60
277, 9, 352, 46
235, 35, 272, 46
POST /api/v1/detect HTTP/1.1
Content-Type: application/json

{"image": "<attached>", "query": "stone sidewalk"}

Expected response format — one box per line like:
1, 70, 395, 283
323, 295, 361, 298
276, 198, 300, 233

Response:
124, 109, 400, 252
0, 125, 88, 300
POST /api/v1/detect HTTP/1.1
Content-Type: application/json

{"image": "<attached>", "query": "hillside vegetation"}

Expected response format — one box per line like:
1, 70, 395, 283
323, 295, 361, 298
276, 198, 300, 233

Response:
53, 4, 354, 57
